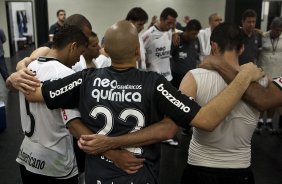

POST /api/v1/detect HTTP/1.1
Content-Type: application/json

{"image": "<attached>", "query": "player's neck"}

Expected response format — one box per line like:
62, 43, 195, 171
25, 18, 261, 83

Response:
84, 56, 96, 68
243, 28, 253, 37
111, 60, 136, 70
46, 49, 66, 66
58, 20, 64, 26
156, 22, 165, 32
222, 51, 239, 70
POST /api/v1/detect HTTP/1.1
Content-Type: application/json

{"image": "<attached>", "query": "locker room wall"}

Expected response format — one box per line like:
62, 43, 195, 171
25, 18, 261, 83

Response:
47, 0, 226, 42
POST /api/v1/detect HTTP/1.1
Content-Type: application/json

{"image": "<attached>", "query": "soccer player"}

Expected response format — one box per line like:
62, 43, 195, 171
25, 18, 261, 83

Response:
141, 7, 179, 146
72, 31, 100, 72
16, 24, 88, 184
198, 13, 222, 61
141, 7, 177, 80
18, 20, 264, 184
180, 22, 263, 184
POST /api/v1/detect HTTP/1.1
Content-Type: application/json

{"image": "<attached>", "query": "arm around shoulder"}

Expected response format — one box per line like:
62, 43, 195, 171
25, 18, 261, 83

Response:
25, 85, 44, 102
187, 63, 264, 131
243, 80, 282, 111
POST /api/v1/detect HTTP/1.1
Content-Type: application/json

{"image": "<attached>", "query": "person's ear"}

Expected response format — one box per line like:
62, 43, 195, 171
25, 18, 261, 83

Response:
70, 42, 77, 53
239, 44, 245, 56
210, 41, 218, 54
103, 47, 110, 57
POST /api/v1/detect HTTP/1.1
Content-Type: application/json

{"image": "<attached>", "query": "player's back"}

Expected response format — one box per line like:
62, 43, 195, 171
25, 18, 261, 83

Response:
80, 67, 165, 184
17, 57, 77, 177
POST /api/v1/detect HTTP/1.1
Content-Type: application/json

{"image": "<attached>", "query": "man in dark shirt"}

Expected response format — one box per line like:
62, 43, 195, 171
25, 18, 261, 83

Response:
49, 9, 66, 41
171, 19, 202, 88
239, 9, 262, 65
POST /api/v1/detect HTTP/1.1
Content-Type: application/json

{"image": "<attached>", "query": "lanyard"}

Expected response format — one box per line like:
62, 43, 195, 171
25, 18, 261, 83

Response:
270, 37, 279, 55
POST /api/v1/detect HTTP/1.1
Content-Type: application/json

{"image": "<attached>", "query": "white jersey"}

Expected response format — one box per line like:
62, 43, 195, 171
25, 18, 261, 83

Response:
95, 54, 111, 68
138, 36, 146, 70
188, 68, 259, 168
141, 26, 173, 81
198, 27, 212, 61
72, 55, 98, 72
16, 57, 79, 178
259, 31, 282, 78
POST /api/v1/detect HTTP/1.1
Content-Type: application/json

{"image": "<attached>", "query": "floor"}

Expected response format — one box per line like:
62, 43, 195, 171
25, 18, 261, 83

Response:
0, 48, 281, 184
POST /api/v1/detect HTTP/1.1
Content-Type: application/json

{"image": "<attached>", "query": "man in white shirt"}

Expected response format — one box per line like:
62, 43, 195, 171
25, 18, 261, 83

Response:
141, 7, 178, 81
141, 7, 178, 145
198, 13, 222, 61
16, 24, 88, 184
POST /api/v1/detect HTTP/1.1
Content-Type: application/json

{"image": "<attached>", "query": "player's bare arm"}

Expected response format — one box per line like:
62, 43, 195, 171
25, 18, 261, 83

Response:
6, 69, 41, 94
16, 47, 50, 71
67, 115, 146, 174
201, 55, 282, 110
7, 47, 50, 93
77, 117, 178, 155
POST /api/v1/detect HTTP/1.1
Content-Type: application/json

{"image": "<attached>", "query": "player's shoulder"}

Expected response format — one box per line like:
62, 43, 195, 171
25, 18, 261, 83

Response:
142, 27, 154, 42
29, 57, 61, 69
140, 69, 162, 78
190, 68, 217, 76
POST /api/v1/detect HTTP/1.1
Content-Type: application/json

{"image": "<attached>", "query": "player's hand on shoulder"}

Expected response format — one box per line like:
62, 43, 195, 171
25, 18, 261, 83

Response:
172, 33, 180, 46
239, 62, 265, 82
254, 28, 264, 37
16, 57, 35, 71
7, 69, 40, 94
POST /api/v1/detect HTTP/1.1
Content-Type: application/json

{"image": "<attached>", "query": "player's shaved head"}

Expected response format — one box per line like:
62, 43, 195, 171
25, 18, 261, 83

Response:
104, 20, 139, 63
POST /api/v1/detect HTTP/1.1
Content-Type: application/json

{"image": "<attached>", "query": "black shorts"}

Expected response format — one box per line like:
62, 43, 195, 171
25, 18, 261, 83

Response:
181, 164, 255, 184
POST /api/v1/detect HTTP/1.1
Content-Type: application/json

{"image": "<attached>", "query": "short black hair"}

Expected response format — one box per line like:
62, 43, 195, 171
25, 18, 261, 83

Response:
270, 17, 282, 29
125, 7, 148, 23
64, 14, 92, 30
53, 24, 88, 50
56, 9, 65, 16
242, 9, 257, 21
160, 7, 178, 20
210, 22, 244, 54
185, 19, 202, 32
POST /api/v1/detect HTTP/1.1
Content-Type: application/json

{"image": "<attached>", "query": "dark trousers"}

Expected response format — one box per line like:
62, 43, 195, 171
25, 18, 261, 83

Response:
171, 72, 185, 89
279, 116, 282, 128
73, 137, 85, 173
0, 55, 9, 81
181, 164, 255, 184
19, 164, 78, 184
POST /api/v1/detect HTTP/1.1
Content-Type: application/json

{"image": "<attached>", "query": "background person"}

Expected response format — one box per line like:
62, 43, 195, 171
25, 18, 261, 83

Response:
49, 9, 66, 41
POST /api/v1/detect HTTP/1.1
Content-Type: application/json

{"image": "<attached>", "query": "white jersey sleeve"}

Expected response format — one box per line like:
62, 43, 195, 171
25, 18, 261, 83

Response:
61, 108, 81, 125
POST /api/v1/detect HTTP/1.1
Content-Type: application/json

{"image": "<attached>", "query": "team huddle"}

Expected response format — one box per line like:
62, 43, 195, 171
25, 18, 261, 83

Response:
5, 6, 282, 184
